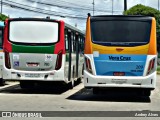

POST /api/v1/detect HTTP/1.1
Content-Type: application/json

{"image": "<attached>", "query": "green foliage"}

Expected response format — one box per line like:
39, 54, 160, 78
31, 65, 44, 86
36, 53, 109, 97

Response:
0, 13, 8, 21
124, 4, 160, 19
124, 4, 160, 52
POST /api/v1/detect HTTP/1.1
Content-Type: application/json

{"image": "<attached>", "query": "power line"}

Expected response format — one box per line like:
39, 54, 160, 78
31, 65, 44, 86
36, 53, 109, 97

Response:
26, 0, 122, 12
33, 0, 93, 9
1, 2, 86, 19
2, 0, 123, 20
5, 0, 82, 16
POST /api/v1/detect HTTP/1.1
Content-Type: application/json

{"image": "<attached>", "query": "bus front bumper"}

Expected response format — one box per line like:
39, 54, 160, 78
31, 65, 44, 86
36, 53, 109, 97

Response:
84, 70, 156, 89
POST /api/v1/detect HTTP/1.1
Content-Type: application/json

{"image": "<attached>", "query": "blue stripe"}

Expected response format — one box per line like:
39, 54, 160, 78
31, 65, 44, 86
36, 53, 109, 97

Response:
94, 54, 147, 76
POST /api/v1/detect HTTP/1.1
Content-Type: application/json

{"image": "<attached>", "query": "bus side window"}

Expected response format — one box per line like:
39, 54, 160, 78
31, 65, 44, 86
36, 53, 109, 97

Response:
72, 33, 76, 53
78, 36, 81, 53
75, 33, 79, 53
71, 32, 73, 53
79, 36, 82, 53
81, 36, 84, 52
80, 36, 83, 52
65, 29, 68, 51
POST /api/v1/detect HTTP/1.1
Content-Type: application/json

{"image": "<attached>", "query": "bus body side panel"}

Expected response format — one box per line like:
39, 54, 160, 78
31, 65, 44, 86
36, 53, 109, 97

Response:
0, 51, 3, 79
0, 22, 4, 80
64, 25, 85, 84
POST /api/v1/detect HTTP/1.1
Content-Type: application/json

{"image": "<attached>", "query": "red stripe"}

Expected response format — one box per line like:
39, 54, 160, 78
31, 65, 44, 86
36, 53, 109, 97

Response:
3, 19, 12, 52
54, 20, 65, 54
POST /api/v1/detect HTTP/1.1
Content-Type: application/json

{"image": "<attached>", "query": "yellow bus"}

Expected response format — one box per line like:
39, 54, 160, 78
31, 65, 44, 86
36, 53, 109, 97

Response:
84, 15, 157, 96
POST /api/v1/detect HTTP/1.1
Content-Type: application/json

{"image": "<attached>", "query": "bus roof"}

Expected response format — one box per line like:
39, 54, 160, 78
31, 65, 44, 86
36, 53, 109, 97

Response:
65, 23, 85, 36
6, 18, 85, 36
90, 15, 153, 21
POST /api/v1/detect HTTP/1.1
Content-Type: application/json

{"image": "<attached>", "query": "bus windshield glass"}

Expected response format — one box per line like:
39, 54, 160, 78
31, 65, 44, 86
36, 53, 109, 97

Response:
91, 20, 151, 46
9, 21, 59, 44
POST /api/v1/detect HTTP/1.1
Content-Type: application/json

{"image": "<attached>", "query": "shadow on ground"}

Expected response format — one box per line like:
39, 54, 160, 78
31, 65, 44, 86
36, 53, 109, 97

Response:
0, 81, 81, 95
0, 83, 9, 87
67, 88, 151, 103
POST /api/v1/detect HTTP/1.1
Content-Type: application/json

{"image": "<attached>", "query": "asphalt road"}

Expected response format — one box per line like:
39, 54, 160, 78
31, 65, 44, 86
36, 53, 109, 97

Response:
0, 75, 160, 119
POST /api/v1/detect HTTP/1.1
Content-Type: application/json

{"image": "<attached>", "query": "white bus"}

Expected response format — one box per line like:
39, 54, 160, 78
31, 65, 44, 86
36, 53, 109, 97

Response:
3, 18, 85, 89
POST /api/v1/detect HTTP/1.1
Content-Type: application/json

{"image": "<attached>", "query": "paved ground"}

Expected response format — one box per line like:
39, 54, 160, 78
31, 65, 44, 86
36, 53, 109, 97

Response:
0, 75, 160, 119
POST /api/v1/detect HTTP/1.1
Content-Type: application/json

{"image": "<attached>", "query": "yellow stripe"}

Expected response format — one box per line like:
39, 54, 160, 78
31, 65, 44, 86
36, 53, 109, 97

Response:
92, 43, 149, 54
148, 18, 157, 55
85, 17, 156, 55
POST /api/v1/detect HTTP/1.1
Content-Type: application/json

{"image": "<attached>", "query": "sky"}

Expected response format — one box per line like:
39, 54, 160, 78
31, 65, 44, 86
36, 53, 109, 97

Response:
1, 0, 160, 31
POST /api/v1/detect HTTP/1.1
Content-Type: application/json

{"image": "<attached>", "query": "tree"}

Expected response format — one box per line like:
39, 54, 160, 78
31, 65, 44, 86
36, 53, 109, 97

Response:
124, 4, 160, 53
0, 13, 8, 21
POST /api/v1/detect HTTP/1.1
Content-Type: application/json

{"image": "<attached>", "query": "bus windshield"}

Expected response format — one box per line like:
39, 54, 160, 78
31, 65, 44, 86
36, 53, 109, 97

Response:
9, 21, 59, 44
91, 20, 151, 46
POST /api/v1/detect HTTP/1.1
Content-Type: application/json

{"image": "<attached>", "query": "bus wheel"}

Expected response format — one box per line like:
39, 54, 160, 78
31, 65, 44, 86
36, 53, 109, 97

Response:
74, 77, 81, 86
93, 88, 99, 94
20, 81, 34, 89
142, 90, 151, 97
77, 77, 82, 84
0, 78, 5, 86
68, 79, 74, 89
138, 89, 151, 97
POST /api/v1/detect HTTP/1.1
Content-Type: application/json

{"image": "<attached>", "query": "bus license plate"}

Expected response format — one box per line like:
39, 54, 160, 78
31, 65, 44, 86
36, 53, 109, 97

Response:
25, 74, 40, 78
112, 79, 127, 84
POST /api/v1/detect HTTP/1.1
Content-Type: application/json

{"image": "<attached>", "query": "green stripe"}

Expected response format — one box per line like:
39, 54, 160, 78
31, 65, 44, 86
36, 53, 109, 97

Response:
12, 44, 55, 54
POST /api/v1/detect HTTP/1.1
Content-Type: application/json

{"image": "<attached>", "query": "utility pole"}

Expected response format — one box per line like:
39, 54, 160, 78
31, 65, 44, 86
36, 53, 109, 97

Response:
92, 0, 95, 16
158, 0, 159, 11
124, 0, 127, 11
1, 0, 2, 14
112, 0, 114, 15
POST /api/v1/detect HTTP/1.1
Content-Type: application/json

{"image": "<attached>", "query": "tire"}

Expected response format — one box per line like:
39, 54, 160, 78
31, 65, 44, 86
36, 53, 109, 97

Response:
68, 79, 74, 89
20, 81, 35, 89
0, 78, 5, 86
77, 77, 82, 84
143, 90, 151, 97
137, 89, 151, 97
93, 88, 99, 94
74, 77, 81, 86
68, 66, 75, 89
